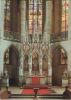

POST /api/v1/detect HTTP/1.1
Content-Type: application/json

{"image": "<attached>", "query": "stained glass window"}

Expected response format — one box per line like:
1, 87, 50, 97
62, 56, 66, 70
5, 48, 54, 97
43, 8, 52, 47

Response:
4, 0, 11, 31
4, 0, 21, 40
28, 0, 42, 35
61, 0, 69, 32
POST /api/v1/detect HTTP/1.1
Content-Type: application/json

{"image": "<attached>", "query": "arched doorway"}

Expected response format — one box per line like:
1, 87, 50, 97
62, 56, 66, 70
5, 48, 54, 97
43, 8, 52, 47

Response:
52, 46, 67, 86
32, 52, 39, 75
4, 45, 20, 86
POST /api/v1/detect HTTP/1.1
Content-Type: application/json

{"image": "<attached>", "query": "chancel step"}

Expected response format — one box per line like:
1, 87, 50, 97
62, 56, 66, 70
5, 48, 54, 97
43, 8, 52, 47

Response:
10, 94, 63, 99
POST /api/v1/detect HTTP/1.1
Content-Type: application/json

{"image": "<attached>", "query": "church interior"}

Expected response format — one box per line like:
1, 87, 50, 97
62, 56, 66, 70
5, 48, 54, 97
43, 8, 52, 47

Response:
0, 0, 71, 99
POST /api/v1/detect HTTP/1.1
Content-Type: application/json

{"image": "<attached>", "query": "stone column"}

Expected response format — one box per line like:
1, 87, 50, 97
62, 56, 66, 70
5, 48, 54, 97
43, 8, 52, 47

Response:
67, 47, 71, 87
18, 48, 24, 86
44, 0, 52, 43
28, 50, 32, 75
0, 0, 2, 38
67, 0, 71, 87
0, 0, 5, 73
48, 50, 52, 86
0, 0, 5, 38
68, 0, 71, 76
39, 50, 43, 75
68, 0, 71, 71
21, 0, 27, 43
68, 0, 71, 40
45, 1, 52, 85
19, 48, 24, 75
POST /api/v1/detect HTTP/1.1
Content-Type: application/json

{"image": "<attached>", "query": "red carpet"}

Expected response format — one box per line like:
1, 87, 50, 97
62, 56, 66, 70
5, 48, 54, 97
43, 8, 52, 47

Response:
38, 89, 51, 95
21, 89, 51, 95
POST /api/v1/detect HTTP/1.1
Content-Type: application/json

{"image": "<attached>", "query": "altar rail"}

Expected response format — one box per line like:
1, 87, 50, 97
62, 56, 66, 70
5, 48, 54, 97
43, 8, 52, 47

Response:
10, 94, 63, 99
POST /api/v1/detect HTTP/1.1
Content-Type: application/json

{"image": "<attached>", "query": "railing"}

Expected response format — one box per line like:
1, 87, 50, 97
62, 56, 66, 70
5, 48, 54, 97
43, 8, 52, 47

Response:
10, 94, 63, 99
4, 31, 21, 42
50, 31, 68, 43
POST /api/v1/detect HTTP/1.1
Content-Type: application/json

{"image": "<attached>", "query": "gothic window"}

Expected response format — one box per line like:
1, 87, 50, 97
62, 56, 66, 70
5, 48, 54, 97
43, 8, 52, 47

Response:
61, 0, 69, 32
52, 0, 62, 34
52, 0, 69, 42
26, 0, 46, 42
28, 0, 42, 35
52, 0, 69, 33
4, 0, 11, 32
4, 0, 21, 40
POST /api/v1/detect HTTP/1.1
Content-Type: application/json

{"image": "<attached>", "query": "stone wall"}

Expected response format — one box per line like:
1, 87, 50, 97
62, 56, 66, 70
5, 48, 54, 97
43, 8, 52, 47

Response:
0, 0, 71, 86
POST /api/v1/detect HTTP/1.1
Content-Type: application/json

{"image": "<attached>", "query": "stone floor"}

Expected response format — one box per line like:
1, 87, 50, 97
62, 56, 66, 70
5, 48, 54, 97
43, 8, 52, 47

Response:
1, 86, 71, 100
1, 86, 70, 94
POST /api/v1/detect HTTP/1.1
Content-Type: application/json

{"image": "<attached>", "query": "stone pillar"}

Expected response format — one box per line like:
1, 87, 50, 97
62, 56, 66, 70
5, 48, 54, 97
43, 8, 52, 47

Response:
21, 0, 27, 43
68, 0, 71, 71
44, 0, 52, 43
67, 48, 71, 87
0, 0, 5, 73
45, 0, 52, 85
39, 51, 43, 75
18, 48, 24, 86
48, 42, 52, 85
67, 0, 71, 87
68, 0, 71, 40
0, 0, 5, 38
0, 0, 2, 38
43, 1, 52, 85
28, 51, 32, 75
19, 48, 24, 75
48, 58, 52, 86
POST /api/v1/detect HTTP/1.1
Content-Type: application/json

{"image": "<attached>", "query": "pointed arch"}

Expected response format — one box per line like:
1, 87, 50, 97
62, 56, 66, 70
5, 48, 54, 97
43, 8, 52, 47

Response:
52, 45, 68, 86
4, 45, 20, 86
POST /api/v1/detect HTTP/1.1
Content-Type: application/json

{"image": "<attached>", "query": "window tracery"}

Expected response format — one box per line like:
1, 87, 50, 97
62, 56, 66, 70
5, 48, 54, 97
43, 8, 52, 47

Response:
4, 0, 21, 41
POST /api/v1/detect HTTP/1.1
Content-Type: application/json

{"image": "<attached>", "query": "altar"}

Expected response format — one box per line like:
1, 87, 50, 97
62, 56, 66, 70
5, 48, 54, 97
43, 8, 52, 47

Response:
26, 76, 47, 85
